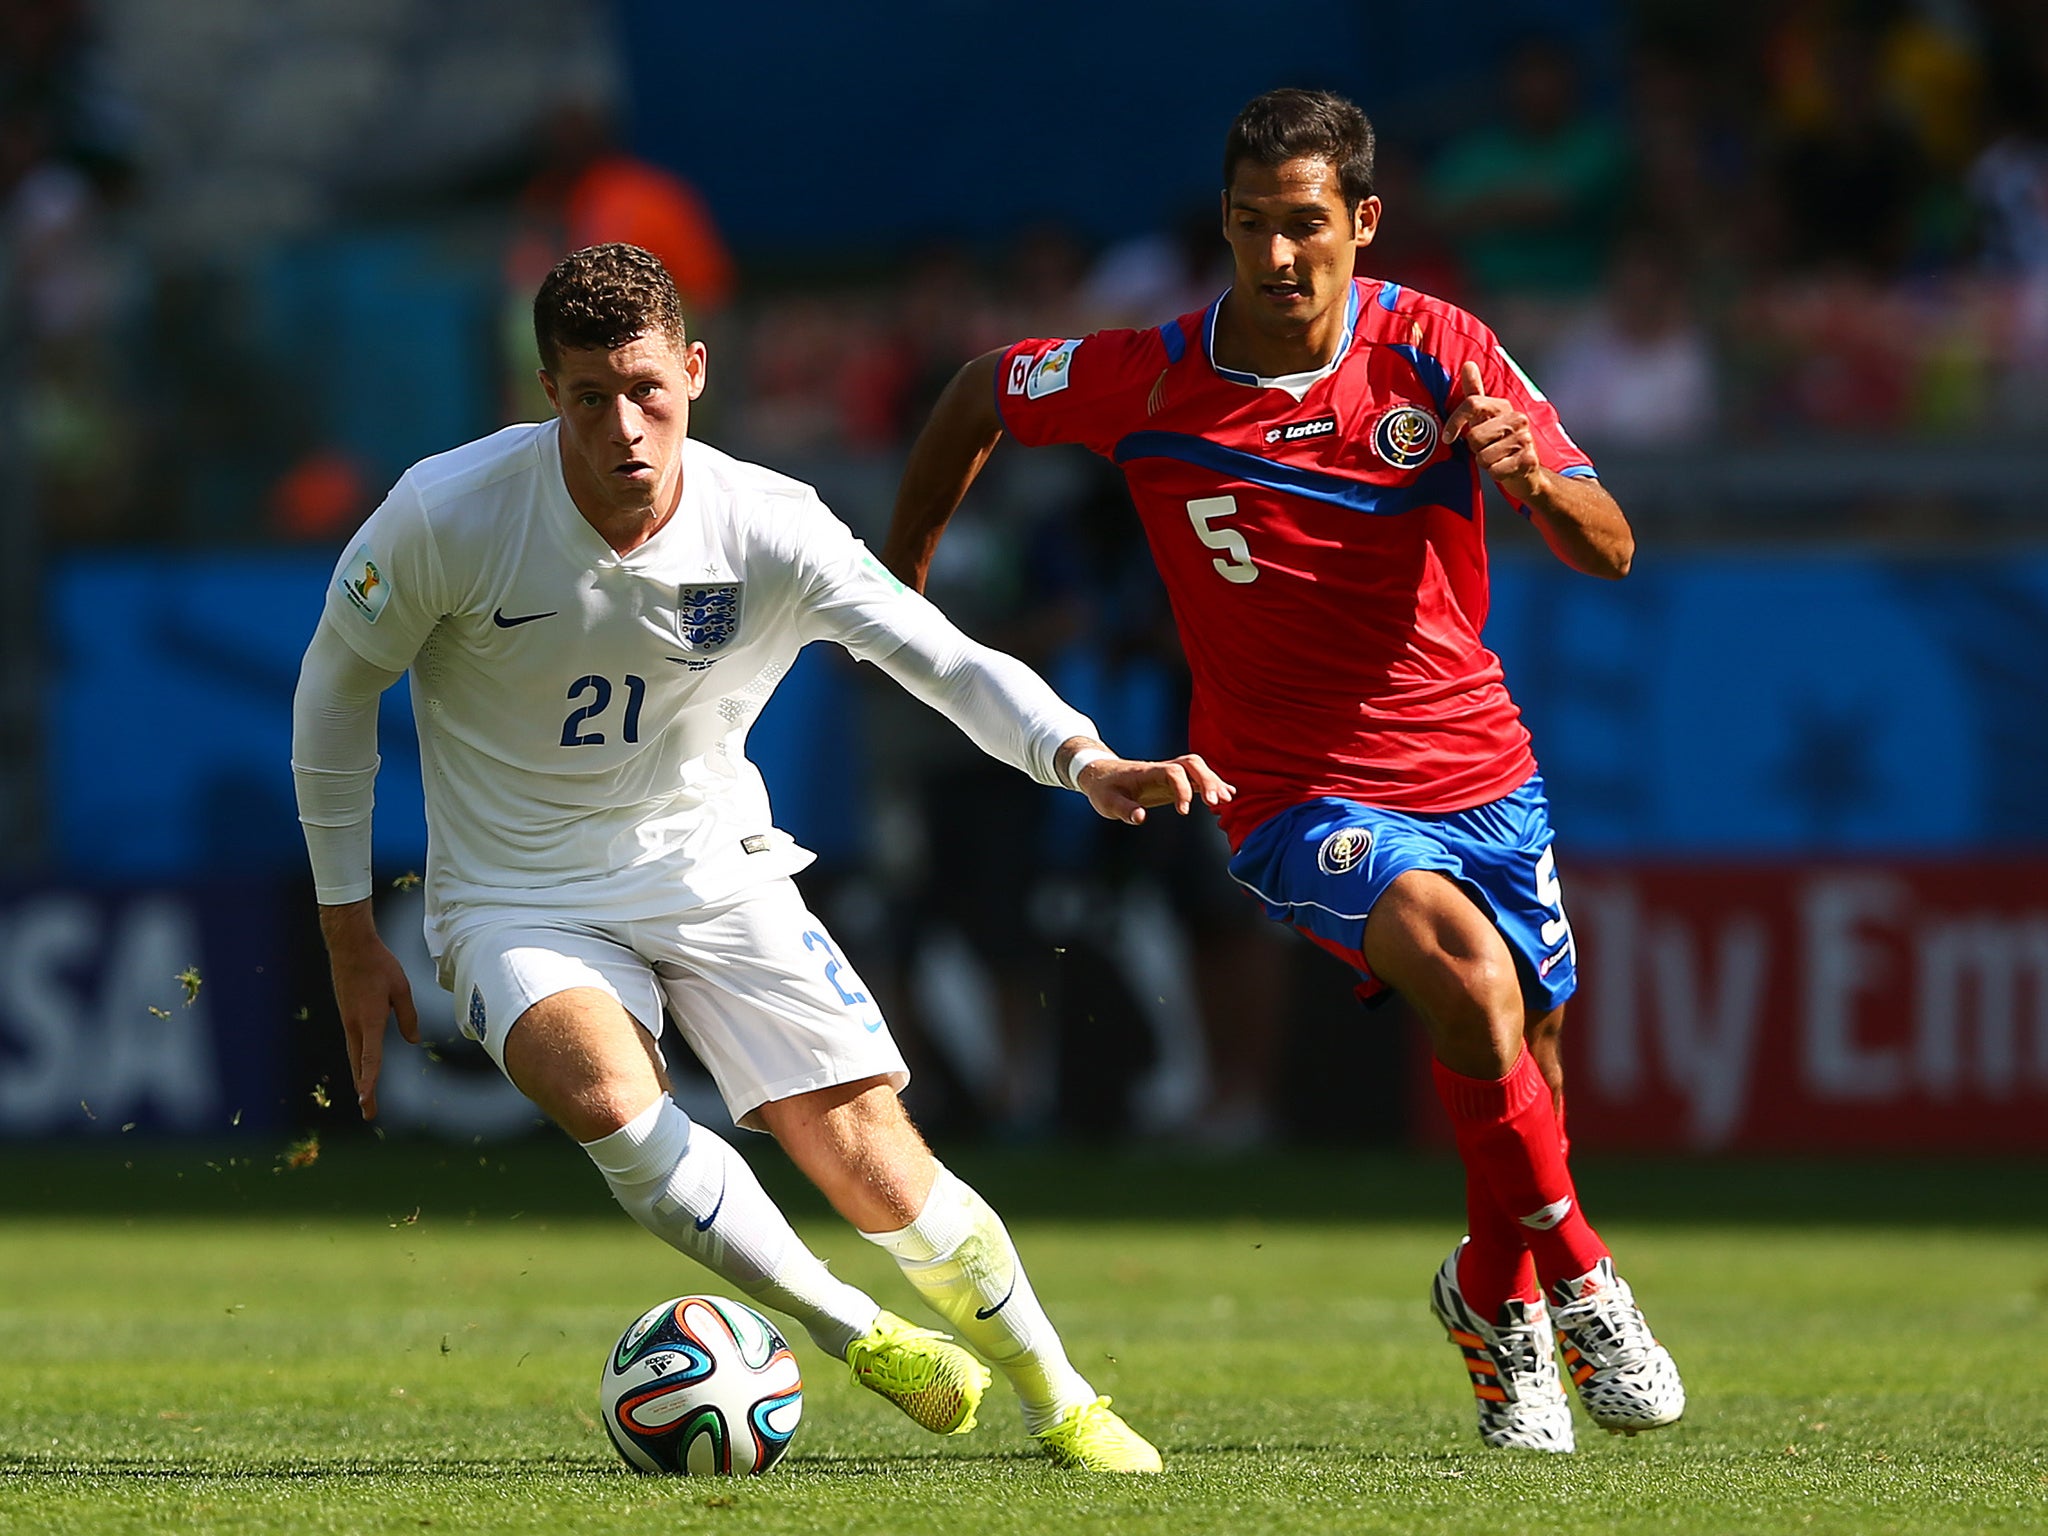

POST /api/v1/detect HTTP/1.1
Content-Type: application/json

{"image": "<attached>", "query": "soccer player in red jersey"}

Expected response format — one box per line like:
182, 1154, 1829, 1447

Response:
883, 89, 1684, 1452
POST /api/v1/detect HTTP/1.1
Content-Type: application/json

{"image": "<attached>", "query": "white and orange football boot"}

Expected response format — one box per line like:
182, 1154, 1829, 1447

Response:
1430, 1239, 1575, 1453
1549, 1257, 1686, 1435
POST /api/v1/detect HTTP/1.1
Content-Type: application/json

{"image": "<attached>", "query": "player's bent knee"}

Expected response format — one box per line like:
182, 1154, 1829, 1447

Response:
562, 1087, 663, 1144
758, 1075, 920, 1146
759, 1078, 936, 1229
501, 988, 668, 1144
1370, 871, 1493, 955
1458, 950, 1524, 1015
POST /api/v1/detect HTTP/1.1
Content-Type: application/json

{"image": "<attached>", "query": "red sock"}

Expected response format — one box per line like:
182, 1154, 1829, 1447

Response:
1456, 1169, 1539, 1321
1433, 1050, 1608, 1292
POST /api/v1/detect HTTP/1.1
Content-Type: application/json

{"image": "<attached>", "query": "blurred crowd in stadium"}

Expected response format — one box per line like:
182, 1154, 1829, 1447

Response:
8, 0, 2048, 546
736, 6, 2048, 462
5, 1, 2047, 1152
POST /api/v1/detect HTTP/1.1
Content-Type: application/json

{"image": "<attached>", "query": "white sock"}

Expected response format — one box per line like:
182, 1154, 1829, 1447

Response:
862, 1164, 1094, 1433
583, 1097, 879, 1359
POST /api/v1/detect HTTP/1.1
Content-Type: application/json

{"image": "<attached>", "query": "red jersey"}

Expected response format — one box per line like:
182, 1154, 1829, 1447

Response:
995, 277, 1596, 845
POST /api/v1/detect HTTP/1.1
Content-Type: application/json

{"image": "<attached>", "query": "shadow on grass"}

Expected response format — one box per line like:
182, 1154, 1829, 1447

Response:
0, 1141, 2039, 1229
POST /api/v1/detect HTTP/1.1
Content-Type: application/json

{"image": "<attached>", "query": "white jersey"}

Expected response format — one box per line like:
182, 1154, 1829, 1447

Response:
321, 425, 970, 955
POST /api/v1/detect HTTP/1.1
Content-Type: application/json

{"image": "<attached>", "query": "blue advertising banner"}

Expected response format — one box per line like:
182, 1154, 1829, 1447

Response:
0, 883, 290, 1137
47, 551, 864, 881
46, 549, 2048, 882
1489, 556, 2048, 854
48, 554, 427, 879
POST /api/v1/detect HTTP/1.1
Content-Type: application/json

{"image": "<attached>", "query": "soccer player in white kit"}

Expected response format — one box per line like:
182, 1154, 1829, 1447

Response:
291, 243, 1229, 1472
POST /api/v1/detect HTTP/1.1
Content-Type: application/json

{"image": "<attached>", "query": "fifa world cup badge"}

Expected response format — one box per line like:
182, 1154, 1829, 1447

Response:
339, 549, 391, 622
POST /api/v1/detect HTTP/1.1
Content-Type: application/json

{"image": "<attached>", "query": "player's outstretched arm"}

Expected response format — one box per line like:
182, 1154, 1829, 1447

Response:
1058, 737, 1236, 826
1444, 359, 1635, 579
882, 349, 1006, 593
865, 598, 1234, 821
292, 622, 420, 1119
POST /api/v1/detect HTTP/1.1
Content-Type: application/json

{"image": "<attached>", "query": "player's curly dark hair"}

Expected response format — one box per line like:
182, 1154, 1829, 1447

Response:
532, 243, 688, 370
1223, 89, 1376, 207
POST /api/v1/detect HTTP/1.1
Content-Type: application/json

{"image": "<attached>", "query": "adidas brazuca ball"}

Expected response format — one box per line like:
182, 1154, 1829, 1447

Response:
599, 1295, 803, 1475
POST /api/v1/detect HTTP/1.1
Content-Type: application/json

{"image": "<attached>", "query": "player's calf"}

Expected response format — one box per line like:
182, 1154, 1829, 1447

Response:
583, 1096, 880, 1357
859, 1165, 1163, 1468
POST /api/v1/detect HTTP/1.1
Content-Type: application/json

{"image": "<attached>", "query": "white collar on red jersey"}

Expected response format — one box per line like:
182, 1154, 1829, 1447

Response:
1203, 280, 1365, 401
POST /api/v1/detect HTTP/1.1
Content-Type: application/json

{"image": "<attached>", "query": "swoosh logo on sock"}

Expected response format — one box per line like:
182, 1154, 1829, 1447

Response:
694, 1171, 726, 1232
974, 1273, 1018, 1320
1520, 1196, 1573, 1231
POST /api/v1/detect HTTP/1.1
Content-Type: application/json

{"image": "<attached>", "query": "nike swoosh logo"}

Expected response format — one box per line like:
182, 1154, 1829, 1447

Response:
492, 607, 558, 628
860, 1018, 884, 1034
694, 1171, 726, 1232
974, 1274, 1018, 1321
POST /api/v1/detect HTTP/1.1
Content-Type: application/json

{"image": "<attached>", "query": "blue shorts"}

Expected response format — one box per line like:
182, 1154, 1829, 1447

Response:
1225, 774, 1578, 1012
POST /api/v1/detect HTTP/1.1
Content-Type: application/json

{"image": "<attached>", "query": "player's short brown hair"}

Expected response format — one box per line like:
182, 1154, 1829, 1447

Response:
1223, 89, 1376, 207
532, 243, 687, 370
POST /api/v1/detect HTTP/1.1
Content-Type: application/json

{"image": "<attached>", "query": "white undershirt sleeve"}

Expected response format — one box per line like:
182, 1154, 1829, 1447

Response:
867, 607, 1101, 789
291, 619, 405, 904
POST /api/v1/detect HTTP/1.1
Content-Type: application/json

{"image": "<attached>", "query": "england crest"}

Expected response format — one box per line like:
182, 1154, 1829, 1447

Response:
673, 582, 742, 670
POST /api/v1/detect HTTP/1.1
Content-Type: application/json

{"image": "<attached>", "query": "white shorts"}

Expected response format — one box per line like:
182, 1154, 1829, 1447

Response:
439, 878, 909, 1131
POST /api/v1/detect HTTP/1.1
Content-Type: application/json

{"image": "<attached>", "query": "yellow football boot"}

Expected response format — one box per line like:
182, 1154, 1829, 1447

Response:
845, 1310, 991, 1435
1034, 1396, 1164, 1472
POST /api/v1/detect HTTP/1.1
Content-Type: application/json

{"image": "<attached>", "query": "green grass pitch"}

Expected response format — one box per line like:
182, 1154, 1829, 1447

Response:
0, 1142, 2042, 1535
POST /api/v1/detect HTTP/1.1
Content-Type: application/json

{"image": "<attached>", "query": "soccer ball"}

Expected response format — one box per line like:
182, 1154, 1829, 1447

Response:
599, 1295, 803, 1475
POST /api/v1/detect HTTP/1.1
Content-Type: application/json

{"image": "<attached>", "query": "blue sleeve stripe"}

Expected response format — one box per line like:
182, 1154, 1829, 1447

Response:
1111, 431, 1477, 520
1160, 319, 1186, 364
1558, 464, 1600, 479
1376, 281, 1403, 311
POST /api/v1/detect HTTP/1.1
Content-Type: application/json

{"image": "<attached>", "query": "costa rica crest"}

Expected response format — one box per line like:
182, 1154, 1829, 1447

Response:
1317, 826, 1373, 876
674, 582, 742, 670
1371, 405, 1440, 469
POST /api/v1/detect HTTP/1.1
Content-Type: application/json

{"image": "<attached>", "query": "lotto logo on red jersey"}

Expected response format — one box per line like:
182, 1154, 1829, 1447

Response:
1264, 413, 1338, 446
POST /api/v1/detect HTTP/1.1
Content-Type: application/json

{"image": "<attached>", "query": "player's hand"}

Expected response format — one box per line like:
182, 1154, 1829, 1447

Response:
1077, 753, 1235, 825
1444, 359, 1546, 503
318, 902, 420, 1121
